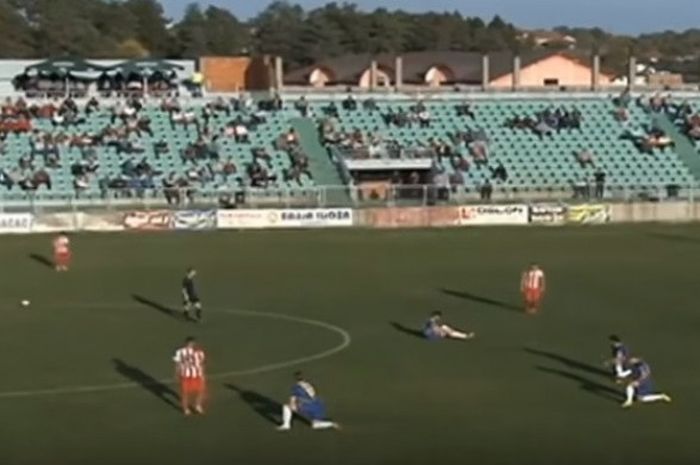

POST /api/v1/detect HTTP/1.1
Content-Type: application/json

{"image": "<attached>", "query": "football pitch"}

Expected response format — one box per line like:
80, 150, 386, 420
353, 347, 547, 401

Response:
0, 225, 699, 465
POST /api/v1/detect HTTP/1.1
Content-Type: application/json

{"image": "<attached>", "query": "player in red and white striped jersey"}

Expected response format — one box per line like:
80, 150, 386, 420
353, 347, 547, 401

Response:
521, 263, 546, 314
173, 336, 207, 416
53, 232, 71, 272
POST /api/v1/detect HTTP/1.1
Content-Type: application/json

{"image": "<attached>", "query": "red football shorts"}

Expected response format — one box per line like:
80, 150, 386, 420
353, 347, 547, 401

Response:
524, 287, 542, 305
54, 251, 71, 267
180, 377, 204, 395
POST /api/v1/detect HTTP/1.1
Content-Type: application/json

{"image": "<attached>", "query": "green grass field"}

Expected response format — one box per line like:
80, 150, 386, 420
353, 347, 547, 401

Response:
0, 225, 699, 465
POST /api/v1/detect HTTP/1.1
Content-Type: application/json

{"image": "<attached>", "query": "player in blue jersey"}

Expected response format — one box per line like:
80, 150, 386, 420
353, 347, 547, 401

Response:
423, 311, 475, 341
182, 267, 202, 322
621, 357, 672, 408
606, 335, 631, 381
277, 371, 340, 431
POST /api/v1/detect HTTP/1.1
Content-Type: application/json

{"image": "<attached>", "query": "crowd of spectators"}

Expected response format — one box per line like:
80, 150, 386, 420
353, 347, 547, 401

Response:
504, 106, 582, 138
0, 93, 315, 202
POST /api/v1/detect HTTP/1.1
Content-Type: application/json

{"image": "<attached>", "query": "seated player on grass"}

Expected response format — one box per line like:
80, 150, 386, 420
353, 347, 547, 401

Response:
621, 357, 672, 408
277, 371, 340, 431
423, 311, 475, 341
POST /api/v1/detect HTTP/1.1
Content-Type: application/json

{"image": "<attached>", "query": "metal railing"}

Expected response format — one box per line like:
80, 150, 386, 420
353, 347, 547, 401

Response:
0, 182, 696, 213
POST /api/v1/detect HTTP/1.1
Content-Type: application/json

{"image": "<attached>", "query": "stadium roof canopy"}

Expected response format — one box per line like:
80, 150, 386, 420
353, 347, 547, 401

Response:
23, 57, 108, 76
106, 59, 184, 76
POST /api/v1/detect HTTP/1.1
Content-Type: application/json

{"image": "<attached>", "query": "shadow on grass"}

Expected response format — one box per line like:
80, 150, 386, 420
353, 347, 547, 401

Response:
131, 294, 181, 320
29, 253, 53, 269
112, 358, 180, 410
224, 384, 282, 425
390, 321, 425, 340
524, 348, 610, 378
536, 366, 623, 403
440, 288, 522, 313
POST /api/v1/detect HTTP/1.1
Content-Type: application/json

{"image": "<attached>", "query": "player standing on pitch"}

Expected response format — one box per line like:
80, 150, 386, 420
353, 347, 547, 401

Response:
182, 267, 203, 322
173, 336, 207, 416
521, 263, 546, 314
53, 232, 71, 272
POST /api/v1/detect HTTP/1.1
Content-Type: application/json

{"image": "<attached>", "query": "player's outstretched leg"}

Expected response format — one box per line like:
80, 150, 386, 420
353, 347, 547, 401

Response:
639, 393, 672, 404
442, 325, 475, 340
312, 420, 340, 430
195, 303, 203, 322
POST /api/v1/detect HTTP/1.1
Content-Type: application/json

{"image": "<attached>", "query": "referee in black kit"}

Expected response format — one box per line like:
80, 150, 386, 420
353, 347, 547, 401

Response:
182, 267, 203, 322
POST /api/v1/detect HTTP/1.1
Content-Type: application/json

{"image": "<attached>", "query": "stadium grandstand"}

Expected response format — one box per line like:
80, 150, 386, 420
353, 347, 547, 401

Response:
0, 51, 699, 210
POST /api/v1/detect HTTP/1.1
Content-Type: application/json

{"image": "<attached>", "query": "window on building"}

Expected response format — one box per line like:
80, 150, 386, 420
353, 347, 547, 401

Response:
543, 78, 559, 86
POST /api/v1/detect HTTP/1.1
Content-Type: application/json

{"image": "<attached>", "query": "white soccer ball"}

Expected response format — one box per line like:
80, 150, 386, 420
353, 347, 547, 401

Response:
20, 299, 30, 308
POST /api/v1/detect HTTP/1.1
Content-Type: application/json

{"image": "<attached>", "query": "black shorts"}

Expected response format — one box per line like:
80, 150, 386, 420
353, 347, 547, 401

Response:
184, 294, 200, 305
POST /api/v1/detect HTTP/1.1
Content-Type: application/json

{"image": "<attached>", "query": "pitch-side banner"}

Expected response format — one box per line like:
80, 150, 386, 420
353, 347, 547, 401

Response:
32, 213, 79, 232
458, 205, 529, 226
82, 212, 125, 231
217, 208, 353, 229
529, 204, 568, 225
123, 211, 173, 230
566, 204, 611, 224
0, 213, 34, 233
173, 210, 216, 230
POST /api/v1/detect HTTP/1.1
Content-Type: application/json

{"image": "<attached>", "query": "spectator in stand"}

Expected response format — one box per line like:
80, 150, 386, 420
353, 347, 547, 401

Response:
295, 96, 309, 117
154, 139, 169, 158
342, 95, 357, 111
418, 108, 431, 128
363, 98, 378, 111
163, 172, 180, 205
577, 149, 595, 168
456, 101, 476, 119
451, 154, 469, 172
492, 162, 508, 182
33, 168, 51, 190
208, 135, 221, 160
480, 178, 493, 201
137, 115, 153, 137
471, 141, 488, 166
234, 121, 250, 143
594, 168, 606, 199
0, 169, 13, 190
85, 97, 99, 115
222, 157, 237, 181
615, 106, 630, 123
534, 119, 554, 139
322, 101, 339, 118
285, 128, 299, 148
74, 174, 89, 193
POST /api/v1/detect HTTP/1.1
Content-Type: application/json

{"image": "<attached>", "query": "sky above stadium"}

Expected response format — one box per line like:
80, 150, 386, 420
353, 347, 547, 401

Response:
162, 0, 700, 34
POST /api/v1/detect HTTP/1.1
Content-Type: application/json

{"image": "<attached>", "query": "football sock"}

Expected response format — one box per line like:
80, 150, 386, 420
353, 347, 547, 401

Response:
312, 420, 337, 430
281, 405, 293, 428
625, 385, 635, 403
639, 394, 668, 403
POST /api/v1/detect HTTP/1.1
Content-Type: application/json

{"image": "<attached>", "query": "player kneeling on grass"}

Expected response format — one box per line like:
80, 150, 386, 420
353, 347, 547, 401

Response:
621, 357, 671, 408
605, 335, 632, 382
277, 371, 340, 431
423, 311, 474, 341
